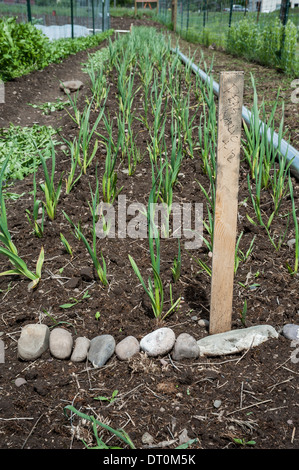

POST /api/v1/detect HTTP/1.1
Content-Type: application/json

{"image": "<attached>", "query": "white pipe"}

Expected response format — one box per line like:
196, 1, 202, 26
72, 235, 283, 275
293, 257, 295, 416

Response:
172, 48, 299, 180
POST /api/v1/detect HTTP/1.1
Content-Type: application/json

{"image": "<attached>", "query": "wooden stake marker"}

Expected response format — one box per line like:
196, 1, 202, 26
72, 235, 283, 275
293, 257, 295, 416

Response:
209, 71, 244, 335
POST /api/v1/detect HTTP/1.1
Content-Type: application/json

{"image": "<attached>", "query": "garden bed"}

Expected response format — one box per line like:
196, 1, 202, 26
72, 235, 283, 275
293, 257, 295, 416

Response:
0, 16, 298, 451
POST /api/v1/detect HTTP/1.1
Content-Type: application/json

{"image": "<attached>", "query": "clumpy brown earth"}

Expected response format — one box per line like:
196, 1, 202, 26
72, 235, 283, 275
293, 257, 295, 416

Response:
0, 16, 298, 451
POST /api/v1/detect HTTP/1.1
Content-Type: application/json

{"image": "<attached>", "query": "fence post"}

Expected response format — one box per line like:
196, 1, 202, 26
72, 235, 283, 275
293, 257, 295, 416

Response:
172, 0, 177, 31
26, 0, 32, 23
228, 0, 233, 27
102, 0, 105, 32
280, 0, 291, 25
70, 0, 74, 39
209, 71, 244, 335
91, 0, 95, 34
186, 0, 190, 33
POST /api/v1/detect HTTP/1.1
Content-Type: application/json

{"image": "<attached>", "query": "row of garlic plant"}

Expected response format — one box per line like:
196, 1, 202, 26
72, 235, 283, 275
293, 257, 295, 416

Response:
0, 27, 297, 307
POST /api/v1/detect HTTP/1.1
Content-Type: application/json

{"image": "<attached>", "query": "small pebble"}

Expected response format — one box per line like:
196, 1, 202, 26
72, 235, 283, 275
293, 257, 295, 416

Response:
142, 432, 154, 445
214, 399, 222, 408
198, 319, 209, 328
282, 324, 299, 341
15, 378, 27, 387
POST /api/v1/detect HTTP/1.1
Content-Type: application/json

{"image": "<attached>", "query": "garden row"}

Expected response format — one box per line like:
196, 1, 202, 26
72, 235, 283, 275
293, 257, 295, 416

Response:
1, 26, 298, 319
1, 24, 298, 450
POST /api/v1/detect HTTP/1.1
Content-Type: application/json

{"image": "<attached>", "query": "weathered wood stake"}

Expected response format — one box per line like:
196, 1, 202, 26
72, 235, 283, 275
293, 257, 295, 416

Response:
209, 71, 244, 335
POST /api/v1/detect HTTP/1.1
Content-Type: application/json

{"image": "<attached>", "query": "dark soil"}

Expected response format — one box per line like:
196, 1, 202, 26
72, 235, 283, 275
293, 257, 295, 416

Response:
0, 16, 298, 451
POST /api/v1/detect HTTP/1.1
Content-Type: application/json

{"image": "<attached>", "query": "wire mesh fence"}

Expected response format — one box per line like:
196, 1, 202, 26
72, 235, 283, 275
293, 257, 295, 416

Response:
158, 0, 298, 42
158, 0, 298, 73
0, 0, 110, 39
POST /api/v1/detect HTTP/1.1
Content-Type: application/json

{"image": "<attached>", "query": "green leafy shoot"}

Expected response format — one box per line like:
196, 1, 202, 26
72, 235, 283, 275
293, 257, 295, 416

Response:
25, 156, 44, 238
0, 156, 44, 289
94, 389, 119, 404
36, 138, 64, 221
60, 233, 73, 257
59, 290, 90, 309
64, 405, 136, 449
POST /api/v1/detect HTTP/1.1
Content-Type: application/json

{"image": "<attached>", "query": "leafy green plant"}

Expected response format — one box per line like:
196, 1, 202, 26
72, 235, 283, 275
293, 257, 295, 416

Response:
59, 290, 90, 309
234, 232, 256, 274
94, 389, 119, 404
0, 156, 44, 289
64, 137, 82, 194
63, 177, 108, 286
232, 437, 256, 446
171, 239, 181, 282
76, 99, 106, 175
129, 184, 180, 321
26, 157, 45, 238
37, 139, 64, 221
28, 97, 69, 115
0, 123, 59, 181
0, 18, 113, 82
60, 233, 73, 257
102, 140, 123, 204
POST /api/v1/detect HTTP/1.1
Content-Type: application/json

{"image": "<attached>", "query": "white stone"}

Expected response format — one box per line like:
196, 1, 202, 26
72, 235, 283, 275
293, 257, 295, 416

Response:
49, 327, 73, 360
18, 324, 50, 361
197, 325, 278, 357
140, 328, 175, 357
115, 336, 140, 360
71, 337, 90, 362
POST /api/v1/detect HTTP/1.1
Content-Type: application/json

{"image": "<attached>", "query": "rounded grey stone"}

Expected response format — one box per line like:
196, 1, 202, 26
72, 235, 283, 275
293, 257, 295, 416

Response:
140, 328, 176, 357
15, 377, 27, 387
172, 333, 199, 360
282, 324, 299, 341
71, 337, 90, 362
49, 328, 73, 360
88, 335, 115, 368
18, 324, 50, 361
115, 336, 140, 360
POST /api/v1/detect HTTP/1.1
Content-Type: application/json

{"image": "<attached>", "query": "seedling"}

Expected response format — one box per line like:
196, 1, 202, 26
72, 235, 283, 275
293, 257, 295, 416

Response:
60, 233, 73, 257
59, 290, 90, 309
28, 97, 69, 115
94, 389, 119, 404
232, 437, 256, 446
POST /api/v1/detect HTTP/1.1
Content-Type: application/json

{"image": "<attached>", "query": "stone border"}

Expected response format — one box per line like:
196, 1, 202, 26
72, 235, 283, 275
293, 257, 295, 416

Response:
11, 322, 296, 367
